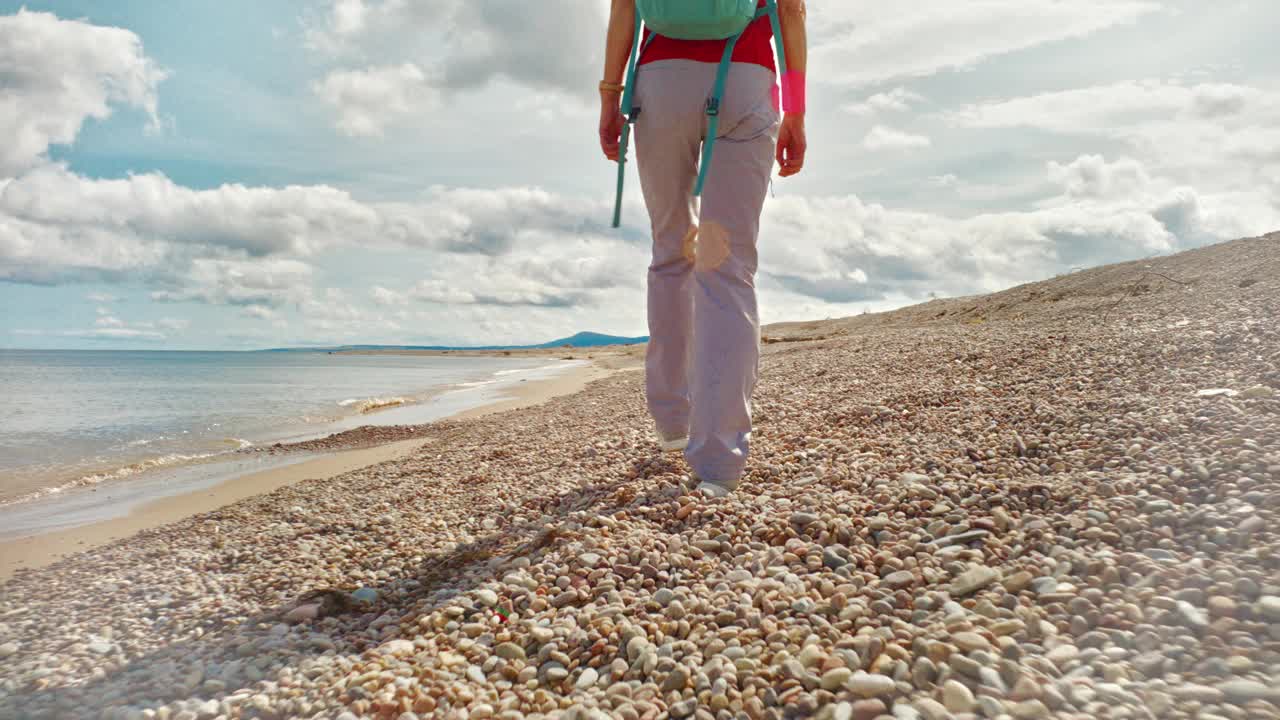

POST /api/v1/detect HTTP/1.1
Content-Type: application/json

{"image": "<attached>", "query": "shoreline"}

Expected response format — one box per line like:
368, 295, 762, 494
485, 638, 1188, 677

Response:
0, 355, 631, 582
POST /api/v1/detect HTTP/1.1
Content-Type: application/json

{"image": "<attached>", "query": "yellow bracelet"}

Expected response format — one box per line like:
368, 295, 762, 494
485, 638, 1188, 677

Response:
599, 80, 624, 93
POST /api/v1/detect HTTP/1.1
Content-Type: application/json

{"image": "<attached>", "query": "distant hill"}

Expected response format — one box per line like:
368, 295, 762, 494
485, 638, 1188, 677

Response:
259, 331, 648, 353
533, 331, 648, 349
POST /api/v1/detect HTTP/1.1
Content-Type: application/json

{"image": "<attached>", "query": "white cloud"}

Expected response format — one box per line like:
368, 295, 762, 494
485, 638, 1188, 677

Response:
0, 9, 166, 176
0, 164, 379, 259
157, 317, 189, 331
757, 180, 1277, 309
951, 81, 1272, 135
844, 88, 925, 116
32, 310, 175, 341
370, 285, 408, 306
863, 126, 931, 151
73, 327, 165, 340
950, 79, 1280, 192
331, 0, 368, 35
810, 1, 1161, 88
240, 305, 276, 320
306, 1, 606, 133
0, 161, 628, 318
151, 258, 316, 307
313, 63, 436, 137
1047, 155, 1151, 199
406, 238, 645, 308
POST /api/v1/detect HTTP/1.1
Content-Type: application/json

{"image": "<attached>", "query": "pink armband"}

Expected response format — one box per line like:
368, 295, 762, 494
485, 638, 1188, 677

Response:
780, 70, 805, 113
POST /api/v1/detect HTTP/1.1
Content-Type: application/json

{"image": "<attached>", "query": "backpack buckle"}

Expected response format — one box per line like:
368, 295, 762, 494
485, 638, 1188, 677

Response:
705, 97, 720, 116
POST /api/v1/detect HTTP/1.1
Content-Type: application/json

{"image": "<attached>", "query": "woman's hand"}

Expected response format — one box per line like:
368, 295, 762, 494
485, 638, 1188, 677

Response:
776, 112, 806, 177
599, 96, 625, 162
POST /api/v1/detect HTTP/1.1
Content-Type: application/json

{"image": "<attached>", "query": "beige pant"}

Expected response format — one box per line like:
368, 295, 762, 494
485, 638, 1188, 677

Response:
633, 59, 779, 484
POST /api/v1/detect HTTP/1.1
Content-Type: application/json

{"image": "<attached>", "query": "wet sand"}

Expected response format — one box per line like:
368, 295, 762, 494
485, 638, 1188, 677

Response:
0, 355, 636, 581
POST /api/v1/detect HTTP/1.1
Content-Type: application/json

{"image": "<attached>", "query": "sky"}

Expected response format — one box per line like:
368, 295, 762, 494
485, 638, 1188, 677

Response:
1, 1, 1277, 350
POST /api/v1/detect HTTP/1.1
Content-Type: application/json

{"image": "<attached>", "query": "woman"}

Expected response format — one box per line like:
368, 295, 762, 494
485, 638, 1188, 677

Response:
599, 0, 807, 498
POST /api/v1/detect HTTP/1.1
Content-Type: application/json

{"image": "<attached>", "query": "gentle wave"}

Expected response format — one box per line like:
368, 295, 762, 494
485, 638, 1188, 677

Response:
0, 438, 253, 508
493, 362, 578, 376
338, 396, 410, 414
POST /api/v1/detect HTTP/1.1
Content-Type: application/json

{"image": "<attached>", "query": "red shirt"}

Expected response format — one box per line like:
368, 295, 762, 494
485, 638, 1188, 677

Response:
638, 1, 776, 73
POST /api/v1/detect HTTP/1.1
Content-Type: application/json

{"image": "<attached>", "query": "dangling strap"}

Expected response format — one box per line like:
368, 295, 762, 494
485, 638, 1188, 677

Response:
693, 32, 742, 197
763, 0, 787, 76
613, 18, 655, 228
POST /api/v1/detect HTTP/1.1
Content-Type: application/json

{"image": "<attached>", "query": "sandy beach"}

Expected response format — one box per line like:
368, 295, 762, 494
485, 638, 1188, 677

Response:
0, 233, 1277, 719
0, 356, 633, 582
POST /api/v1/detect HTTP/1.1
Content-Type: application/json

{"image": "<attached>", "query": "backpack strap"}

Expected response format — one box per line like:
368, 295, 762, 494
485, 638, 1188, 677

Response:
695, 2, 786, 197
761, 0, 787, 76
693, 33, 742, 197
612, 16, 655, 228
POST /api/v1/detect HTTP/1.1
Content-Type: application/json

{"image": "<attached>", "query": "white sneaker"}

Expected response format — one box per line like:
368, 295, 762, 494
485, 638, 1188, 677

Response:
656, 426, 688, 452
695, 477, 737, 498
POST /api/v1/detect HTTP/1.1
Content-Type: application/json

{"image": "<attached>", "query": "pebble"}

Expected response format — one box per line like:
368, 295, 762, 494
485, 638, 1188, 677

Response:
1003, 571, 1034, 593
1207, 596, 1236, 617
377, 639, 415, 656
1010, 699, 1050, 719
1175, 601, 1209, 631
0, 642, 17, 658
283, 601, 321, 624
847, 671, 896, 697
542, 662, 568, 683
494, 642, 525, 661
851, 699, 887, 720
662, 665, 689, 692
823, 547, 849, 569
943, 680, 977, 713
1170, 684, 1224, 703
822, 667, 854, 690
913, 699, 949, 720
1256, 596, 1280, 621
791, 512, 819, 529
951, 566, 1001, 596
575, 667, 598, 690
884, 570, 915, 589
668, 698, 697, 718
952, 632, 989, 652
1216, 679, 1280, 704
1045, 644, 1078, 667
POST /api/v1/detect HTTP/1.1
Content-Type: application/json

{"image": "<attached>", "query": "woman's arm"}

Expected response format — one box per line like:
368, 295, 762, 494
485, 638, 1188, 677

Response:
599, 0, 636, 162
776, 0, 807, 177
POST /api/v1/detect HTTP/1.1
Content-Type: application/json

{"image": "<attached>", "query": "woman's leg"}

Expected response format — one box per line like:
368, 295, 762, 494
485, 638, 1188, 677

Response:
634, 62, 710, 444
685, 64, 779, 487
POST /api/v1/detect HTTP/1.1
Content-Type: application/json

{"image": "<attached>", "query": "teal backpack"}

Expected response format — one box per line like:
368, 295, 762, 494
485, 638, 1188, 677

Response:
612, 0, 787, 228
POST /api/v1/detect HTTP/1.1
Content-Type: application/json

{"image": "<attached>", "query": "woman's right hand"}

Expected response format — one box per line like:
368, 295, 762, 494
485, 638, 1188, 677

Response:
599, 97, 625, 162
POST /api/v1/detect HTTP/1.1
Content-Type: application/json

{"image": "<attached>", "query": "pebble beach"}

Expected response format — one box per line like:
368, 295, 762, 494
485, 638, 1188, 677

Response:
1, 232, 1278, 719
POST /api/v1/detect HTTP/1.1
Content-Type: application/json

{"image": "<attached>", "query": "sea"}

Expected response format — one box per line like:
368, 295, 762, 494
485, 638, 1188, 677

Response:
0, 349, 583, 539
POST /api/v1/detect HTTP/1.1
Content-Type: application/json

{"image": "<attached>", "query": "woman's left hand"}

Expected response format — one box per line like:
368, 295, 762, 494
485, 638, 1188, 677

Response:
776, 113, 806, 177
599, 100, 626, 162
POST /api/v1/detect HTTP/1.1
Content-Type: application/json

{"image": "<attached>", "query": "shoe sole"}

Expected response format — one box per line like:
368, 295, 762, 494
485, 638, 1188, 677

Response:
695, 479, 736, 498
658, 437, 688, 452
